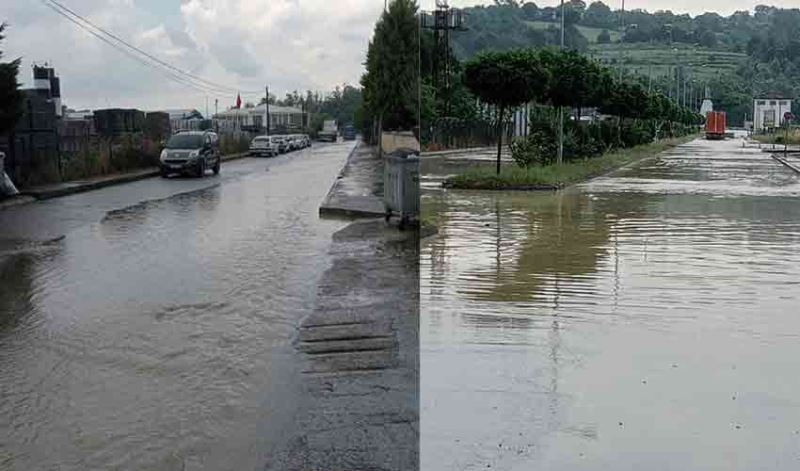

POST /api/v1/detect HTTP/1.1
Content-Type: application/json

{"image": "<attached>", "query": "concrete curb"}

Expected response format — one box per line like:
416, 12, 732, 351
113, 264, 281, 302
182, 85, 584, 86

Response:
0, 195, 36, 210
421, 146, 496, 157
771, 154, 800, 174
15, 152, 250, 203
319, 142, 386, 219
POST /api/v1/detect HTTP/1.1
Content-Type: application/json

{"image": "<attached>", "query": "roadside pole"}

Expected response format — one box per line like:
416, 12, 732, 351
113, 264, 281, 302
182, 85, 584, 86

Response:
558, 0, 565, 165
265, 85, 270, 136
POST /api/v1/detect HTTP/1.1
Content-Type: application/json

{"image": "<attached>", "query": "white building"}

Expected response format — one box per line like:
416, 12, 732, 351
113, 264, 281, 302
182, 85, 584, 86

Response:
213, 104, 305, 133
700, 99, 713, 116
753, 98, 793, 132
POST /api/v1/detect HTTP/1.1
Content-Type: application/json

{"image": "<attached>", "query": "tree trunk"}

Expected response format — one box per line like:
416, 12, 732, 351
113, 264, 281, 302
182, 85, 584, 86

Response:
377, 113, 383, 159
496, 105, 505, 175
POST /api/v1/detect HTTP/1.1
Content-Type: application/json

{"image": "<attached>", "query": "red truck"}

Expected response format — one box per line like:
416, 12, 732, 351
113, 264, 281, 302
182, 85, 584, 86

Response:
705, 111, 726, 140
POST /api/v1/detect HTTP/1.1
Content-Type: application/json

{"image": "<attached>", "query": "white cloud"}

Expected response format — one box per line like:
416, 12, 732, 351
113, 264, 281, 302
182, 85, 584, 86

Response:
4, 0, 384, 113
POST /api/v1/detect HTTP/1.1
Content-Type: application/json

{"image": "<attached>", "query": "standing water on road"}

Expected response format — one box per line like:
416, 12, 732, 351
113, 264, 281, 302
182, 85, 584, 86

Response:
0, 143, 354, 470
421, 137, 800, 470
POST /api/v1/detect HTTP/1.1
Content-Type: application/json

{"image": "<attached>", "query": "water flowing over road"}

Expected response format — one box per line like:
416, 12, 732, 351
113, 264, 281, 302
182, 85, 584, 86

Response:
421, 136, 800, 470
0, 142, 355, 470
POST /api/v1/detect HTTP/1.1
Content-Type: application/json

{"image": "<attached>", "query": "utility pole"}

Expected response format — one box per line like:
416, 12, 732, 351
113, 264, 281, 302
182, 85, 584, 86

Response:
558, 0, 565, 165
214, 98, 218, 132
422, 1, 466, 116
618, 0, 625, 80
265, 85, 270, 136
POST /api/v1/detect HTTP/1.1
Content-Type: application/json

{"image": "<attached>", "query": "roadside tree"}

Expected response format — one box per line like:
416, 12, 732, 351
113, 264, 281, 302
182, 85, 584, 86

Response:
0, 23, 22, 137
464, 49, 549, 174
362, 0, 419, 143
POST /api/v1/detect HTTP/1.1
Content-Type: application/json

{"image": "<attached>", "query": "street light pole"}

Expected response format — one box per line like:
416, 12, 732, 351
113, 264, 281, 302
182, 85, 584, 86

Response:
265, 85, 270, 136
558, 0, 565, 165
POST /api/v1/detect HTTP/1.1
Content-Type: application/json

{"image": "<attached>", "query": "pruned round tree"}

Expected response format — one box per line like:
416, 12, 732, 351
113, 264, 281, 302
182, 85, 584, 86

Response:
464, 50, 549, 174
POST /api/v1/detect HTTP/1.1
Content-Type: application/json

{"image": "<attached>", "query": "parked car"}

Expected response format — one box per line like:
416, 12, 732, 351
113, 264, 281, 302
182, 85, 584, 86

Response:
249, 135, 278, 157
275, 136, 288, 153
160, 131, 220, 178
300, 134, 311, 148
285, 135, 298, 151
293, 134, 308, 150
342, 124, 356, 141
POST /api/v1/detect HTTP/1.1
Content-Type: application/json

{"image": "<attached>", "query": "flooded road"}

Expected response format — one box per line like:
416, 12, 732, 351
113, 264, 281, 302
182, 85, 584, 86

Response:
421, 137, 800, 470
0, 142, 355, 470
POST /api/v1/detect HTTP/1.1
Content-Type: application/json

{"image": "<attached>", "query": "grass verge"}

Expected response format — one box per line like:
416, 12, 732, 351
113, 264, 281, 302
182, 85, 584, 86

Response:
752, 130, 800, 146
444, 135, 698, 191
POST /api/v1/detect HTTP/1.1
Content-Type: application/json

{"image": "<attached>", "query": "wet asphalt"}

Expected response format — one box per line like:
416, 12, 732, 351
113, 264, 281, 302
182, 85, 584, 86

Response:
421, 135, 800, 470
0, 142, 358, 470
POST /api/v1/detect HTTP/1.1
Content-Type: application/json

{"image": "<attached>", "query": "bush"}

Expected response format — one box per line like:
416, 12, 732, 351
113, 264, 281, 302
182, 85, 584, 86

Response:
511, 129, 558, 167
620, 121, 655, 148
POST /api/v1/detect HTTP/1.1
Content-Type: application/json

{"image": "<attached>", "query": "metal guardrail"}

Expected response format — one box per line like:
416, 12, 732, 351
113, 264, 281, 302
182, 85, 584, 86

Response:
383, 149, 420, 229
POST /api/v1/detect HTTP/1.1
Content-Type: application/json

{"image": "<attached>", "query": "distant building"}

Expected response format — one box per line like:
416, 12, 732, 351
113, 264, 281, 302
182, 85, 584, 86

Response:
160, 109, 205, 132
753, 97, 793, 132
213, 104, 306, 133
700, 99, 713, 116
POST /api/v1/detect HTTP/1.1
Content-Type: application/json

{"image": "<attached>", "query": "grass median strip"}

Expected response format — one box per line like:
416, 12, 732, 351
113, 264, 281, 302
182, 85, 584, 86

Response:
444, 135, 697, 191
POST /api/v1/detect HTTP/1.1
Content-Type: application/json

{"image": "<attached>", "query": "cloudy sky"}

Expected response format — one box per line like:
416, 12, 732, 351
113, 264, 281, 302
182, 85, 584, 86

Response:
4, 1, 796, 113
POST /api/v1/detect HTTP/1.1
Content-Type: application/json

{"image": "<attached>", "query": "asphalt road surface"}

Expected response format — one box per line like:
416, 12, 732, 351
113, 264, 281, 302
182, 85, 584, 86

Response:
0, 141, 358, 470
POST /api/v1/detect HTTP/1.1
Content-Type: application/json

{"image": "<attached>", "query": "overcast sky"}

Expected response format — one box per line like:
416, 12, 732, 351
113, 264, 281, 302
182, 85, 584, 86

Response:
4, 1, 796, 113
5, 0, 385, 113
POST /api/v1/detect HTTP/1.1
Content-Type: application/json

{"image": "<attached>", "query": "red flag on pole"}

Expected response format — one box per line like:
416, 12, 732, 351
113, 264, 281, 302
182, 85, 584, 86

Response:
236, 93, 242, 109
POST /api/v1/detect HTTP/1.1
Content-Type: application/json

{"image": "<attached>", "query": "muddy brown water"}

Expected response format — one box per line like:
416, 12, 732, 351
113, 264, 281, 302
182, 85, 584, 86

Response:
421, 136, 800, 470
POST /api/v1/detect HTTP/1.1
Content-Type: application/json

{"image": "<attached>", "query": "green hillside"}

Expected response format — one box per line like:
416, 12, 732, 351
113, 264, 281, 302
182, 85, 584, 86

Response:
447, 2, 800, 125
589, 43, 748, 82
526, 20, 622, 43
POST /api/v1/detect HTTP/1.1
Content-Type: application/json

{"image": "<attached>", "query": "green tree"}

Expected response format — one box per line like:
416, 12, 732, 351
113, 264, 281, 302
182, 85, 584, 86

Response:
597, 29, 611, 44
584, 1, 615, 29
361, 0, 419, 140
464, 49, 549, 174
0, 23, 22, 137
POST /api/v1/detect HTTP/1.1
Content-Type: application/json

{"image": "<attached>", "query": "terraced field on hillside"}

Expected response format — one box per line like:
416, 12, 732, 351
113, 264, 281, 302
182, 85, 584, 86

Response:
589, 43, 748, 81
525, 20, 623, 43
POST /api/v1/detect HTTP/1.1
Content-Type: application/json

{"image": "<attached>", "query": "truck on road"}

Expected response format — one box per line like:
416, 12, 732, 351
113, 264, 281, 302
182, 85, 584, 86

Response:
705, 111, 726, 140
318, 120, 338, 142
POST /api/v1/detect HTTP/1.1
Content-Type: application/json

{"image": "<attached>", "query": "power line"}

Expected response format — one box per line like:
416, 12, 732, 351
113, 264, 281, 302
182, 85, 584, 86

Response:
40, 1, 216, 94
42, 0, 261, 95
45, 0, 250, 94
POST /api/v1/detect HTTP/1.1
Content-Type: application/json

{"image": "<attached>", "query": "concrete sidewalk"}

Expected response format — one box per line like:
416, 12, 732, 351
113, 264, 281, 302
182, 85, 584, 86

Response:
263, 141, 419, 470
13, 152, 249, 202
319, 143, 386, 218
267, 220, 419, 470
